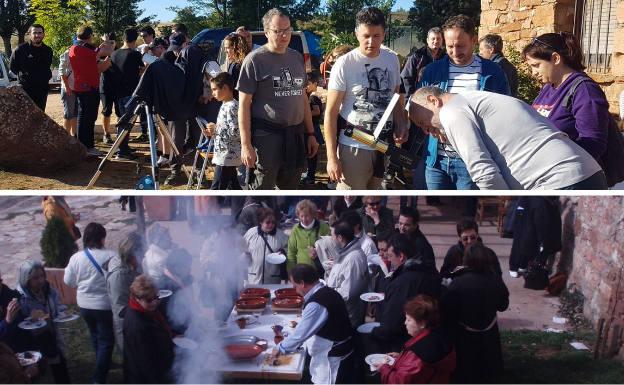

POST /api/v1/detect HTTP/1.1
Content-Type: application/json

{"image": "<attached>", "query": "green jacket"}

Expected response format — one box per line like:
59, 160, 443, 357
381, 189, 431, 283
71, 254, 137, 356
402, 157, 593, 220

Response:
287, 220, 331, 271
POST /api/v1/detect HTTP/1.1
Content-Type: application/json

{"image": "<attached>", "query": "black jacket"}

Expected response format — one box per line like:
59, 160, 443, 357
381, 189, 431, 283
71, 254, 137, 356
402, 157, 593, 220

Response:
408, 228, 437, 272
371, 258, 441, 352
509, 197, 562, 270
9, 42, 53, 88
491, 53, 519, 98
401, 45, 446, 96
122, 307, 174, 384
358, 207, 395, 238
441, 240, 502, 278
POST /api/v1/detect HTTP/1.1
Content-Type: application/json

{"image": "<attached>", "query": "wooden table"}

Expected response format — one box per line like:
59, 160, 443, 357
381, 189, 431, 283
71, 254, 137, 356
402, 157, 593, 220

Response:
219, 284, 307, 381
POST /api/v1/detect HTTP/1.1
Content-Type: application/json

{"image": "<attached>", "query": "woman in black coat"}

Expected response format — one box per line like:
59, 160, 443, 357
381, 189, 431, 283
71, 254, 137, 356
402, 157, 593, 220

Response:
123, 275, 174, 384
441, 243, 509, 383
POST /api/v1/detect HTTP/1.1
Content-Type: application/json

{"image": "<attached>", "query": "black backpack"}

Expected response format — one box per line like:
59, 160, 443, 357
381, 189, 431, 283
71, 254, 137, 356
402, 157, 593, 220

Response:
561, 76, 624, 187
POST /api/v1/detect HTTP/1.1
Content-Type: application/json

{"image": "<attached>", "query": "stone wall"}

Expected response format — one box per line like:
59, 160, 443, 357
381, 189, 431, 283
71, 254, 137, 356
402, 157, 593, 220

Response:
480, 0, 624, 117
561, 196, 624, 359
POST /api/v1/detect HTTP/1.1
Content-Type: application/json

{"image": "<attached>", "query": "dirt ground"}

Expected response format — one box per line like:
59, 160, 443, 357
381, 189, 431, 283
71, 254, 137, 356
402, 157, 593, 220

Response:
0, 90, 332, 190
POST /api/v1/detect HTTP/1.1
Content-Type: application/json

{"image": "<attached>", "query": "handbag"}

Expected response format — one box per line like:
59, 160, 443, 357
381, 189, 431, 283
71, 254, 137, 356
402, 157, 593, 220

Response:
523, 260, 549, 290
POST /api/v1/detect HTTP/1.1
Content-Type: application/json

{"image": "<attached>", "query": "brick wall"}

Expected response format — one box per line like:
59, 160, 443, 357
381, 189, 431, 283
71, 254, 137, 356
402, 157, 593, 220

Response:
480, 0, 624, 117
561, 196, 624, 359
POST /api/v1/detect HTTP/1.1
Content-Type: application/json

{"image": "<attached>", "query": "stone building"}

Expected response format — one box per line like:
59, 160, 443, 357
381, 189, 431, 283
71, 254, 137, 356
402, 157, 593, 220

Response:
560, 196, 624, 360
480, 0, 624, 117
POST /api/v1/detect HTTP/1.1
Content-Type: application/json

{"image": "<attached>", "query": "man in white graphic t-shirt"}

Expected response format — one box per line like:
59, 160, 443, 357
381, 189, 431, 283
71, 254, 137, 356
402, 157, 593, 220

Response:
324, 7, 408, 190
418, 14, 510, 190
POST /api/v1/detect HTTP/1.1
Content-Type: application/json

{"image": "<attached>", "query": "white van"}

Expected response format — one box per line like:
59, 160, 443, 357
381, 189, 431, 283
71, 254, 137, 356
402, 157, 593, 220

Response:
0, 52, 18, 88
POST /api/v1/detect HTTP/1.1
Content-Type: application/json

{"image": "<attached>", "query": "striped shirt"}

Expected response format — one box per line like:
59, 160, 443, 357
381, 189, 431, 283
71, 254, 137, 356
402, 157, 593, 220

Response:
438, 55, 483, 156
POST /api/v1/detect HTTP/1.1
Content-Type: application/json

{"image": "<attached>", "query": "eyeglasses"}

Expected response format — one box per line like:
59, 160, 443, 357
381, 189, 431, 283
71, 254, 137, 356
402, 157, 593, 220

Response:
366, 201, 381, 207
461, 235, 477, 242
532, 37, 559, 53
268, 27, 293, 36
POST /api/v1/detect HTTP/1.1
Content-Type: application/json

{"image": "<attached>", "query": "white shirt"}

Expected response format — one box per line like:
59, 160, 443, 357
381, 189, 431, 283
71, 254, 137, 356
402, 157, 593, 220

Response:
64, 248, 116, 310
329, 47, 401, 149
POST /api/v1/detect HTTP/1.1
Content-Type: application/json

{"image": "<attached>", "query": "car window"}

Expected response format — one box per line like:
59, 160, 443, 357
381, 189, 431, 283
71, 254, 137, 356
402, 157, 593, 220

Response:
251, 34, 303, 53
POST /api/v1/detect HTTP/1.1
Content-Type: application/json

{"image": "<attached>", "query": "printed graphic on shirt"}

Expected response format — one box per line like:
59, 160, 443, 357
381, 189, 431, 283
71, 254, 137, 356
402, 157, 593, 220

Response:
273, 67, 304, 97
352, 64, 393, 131
533, 104, 553, 118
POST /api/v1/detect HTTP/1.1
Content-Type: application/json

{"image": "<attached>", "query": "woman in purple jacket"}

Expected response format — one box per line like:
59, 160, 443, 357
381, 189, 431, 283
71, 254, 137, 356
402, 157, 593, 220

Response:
523, 32, 609, 161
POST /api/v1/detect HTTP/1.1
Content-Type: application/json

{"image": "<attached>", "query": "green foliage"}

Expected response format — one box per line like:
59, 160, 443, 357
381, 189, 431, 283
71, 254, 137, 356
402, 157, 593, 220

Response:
31, 0, 88, 66
87, 0, 145, 35
319, 31, 357, 55
407, 0, 480, 42
158, 24, 172, 40
167, 6, 211, 38
185, 0, 321, 30
326, 0, 394, 34
505, 45, 542, 104
0, 0, 35, 55
40, 216, 77, 268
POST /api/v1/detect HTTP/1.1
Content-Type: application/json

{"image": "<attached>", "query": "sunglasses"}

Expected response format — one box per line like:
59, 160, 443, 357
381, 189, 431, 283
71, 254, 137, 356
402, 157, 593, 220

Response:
461, 235, 477, 242
532, 37, 559, 53
366, 201, 381, 207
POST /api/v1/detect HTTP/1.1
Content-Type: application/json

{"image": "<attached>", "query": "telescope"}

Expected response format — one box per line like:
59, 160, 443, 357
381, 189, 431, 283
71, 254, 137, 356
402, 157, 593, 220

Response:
342, 93, 422, 186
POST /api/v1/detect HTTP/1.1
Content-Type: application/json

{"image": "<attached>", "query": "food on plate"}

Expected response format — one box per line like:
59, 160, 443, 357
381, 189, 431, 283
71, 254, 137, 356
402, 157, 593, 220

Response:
263, 354, 294, 367
289, 320, 298, 328
224, 344, 263, 360
274, 288, 300, 299
30, 309, 47, 321
240, 288, 271, 299
368, 295, 380, 301
272, 297, 303, 309
235, 317, 247, 329
235, 297, 268, 310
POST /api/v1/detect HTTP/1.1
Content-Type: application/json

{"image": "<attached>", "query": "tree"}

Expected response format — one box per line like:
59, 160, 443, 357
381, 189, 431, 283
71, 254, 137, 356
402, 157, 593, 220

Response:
0, 0, 33, 55
40, 216, 77, 268
31, 0, 87, 65
87, 0, 145, 35
408, 0, 481, 42
186, 0, 321, 30
325, 0, 394, 34
167, 6, 211, 38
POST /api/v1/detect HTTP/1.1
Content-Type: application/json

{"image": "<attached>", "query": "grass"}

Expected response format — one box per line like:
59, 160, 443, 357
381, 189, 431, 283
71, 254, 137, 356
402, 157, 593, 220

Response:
47, 308, 624, 384
492, 330, 624, 384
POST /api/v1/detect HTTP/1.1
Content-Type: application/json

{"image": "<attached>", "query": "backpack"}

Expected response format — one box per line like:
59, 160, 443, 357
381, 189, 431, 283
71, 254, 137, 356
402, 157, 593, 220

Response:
562, 76, 624, 187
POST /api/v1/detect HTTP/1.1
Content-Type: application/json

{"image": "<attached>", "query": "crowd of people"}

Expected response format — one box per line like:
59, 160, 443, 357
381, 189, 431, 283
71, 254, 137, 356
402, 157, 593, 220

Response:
0, 195, 531, 384
7, 5, 620, 189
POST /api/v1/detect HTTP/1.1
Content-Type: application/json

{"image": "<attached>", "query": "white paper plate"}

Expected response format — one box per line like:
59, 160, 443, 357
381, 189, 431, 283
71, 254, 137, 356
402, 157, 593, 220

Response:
173, 337, 198, 350
159, 289, 173, 299
365, 353, 395, 370
15, 351, 42, 366
357, 322, 380, 334
18, 318, 47, 330
234, 314, 260, 326
266, 252, 286, 264
53, 312, 80, 323
360, 292, 385, 302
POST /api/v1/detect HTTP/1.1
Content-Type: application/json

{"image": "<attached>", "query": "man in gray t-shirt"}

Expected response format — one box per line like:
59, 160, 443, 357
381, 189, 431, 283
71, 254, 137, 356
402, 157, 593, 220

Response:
408, 87, 606, 190
237, 8, 318, 190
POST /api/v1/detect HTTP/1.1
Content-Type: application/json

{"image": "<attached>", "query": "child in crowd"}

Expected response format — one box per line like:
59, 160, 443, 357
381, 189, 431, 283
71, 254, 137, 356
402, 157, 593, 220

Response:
202, 72, 241, 190
303, 71, 324, 186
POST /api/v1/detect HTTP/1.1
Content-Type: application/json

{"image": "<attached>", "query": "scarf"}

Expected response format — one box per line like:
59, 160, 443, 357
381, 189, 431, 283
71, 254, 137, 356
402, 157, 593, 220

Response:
128, 296, 174, 338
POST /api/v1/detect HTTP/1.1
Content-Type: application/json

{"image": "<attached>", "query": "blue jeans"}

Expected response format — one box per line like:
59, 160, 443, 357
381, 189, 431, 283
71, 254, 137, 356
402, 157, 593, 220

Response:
80, 308, 114, 384
411, 157, 427, 190
426, 155, 478, 190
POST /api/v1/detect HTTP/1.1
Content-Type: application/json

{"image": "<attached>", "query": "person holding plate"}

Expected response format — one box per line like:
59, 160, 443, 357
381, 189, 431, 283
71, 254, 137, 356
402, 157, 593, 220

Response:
17, 261, 71, 383
371, 295, 455, 383
0, 269, 21, 348
123, 275, 174, 383
244, 207, 289, 284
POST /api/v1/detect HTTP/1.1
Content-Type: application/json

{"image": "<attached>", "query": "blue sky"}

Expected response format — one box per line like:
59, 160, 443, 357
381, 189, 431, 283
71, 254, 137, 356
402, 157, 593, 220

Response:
141, 0, 413, 23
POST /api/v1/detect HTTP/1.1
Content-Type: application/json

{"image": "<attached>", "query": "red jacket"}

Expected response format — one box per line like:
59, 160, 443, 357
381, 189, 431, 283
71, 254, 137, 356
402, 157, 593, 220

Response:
69, 43, 99, 92
379, 328, 456, 384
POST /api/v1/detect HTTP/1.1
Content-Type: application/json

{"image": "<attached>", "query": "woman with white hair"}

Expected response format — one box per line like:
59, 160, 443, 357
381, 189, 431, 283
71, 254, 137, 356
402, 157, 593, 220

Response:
287, 199, 330, 273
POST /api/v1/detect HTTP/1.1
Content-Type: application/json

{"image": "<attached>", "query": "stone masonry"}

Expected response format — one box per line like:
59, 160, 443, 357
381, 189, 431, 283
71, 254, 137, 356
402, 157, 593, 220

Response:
561, 196, 624, 359
480, 0, 624, 118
